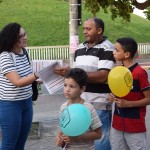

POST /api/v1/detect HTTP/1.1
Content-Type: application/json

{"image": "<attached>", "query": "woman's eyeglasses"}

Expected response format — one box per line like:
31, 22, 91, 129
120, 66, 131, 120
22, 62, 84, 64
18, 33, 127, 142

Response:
19, 32, 27, 38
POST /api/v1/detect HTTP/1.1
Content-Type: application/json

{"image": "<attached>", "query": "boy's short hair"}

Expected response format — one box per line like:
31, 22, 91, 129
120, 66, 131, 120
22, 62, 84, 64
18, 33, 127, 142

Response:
64, 68, 87, 88
116, 37, 137, 58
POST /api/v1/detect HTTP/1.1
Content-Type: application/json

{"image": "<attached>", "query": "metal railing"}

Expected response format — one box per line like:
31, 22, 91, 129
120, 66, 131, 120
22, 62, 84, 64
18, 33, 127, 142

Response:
27, 45, 69, 60
138, 43, 150, 54
26, 43, 150, 60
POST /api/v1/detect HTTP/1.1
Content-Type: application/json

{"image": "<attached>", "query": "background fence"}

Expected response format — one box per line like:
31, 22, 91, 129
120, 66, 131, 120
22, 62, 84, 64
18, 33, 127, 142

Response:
27, 43, 150, 60
138, 43, 150, 55
27, 45, 69, 60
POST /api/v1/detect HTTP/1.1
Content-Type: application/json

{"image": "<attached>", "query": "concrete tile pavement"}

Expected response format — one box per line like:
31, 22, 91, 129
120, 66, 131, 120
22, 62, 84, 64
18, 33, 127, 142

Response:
25, 93, 66, 150
25, 137, 60, 150
25, 92, 150, 150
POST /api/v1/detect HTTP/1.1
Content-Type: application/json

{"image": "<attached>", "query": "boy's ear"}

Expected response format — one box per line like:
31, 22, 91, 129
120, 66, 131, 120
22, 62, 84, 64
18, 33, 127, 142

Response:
125, 52, 131, 58
81, 86, 86, 93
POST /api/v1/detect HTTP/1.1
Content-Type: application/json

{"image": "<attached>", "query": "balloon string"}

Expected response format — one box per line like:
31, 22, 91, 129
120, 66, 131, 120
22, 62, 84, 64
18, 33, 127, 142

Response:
61, 139, 67, 149
62, 143, 67, 149
116, 105, 126, 131
116, 105, 120, 114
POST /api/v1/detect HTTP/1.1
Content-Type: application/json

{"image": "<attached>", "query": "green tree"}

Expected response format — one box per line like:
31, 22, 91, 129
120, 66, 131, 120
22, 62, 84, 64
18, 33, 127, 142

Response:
84, 0, 150, 21
144, 6, 150, 20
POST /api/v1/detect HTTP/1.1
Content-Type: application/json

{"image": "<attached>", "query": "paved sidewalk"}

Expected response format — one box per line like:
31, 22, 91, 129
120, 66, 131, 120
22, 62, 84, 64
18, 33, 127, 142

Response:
25, 93, 150, 150
25, 93, 66, 150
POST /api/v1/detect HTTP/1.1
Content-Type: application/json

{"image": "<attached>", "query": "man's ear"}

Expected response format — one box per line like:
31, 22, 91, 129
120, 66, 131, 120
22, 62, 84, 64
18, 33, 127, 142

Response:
81, 86, 86, 93
97, 28, 102, 35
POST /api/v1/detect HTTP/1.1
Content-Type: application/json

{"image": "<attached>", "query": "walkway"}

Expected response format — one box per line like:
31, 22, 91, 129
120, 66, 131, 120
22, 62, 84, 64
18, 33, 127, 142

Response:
25, 93, 150, 150
25, 93, 65, 150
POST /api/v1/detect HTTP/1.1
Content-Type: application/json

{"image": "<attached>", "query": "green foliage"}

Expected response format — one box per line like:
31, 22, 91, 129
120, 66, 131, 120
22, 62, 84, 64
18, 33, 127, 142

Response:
84, 0, 148, 22
144, 6, 150, 20
109, 0, 133, 22
0, 0, 149, 46
84, 0, 100, 16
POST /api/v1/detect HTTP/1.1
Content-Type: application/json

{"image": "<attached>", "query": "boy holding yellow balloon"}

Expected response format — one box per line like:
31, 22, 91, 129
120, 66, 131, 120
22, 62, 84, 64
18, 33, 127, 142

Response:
109, 37, 150, 150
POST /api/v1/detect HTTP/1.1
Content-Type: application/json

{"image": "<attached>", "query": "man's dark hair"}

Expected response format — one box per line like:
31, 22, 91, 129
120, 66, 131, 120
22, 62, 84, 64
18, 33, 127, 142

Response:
93, 18, 104, 34
116, 37, 137, 58
0, 23, 21, 53
86, 17, 105, 34
64, 68, 87, 88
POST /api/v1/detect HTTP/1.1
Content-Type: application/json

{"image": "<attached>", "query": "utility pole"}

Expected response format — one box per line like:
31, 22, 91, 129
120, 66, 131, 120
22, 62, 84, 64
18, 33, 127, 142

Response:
69, 0, 80, 67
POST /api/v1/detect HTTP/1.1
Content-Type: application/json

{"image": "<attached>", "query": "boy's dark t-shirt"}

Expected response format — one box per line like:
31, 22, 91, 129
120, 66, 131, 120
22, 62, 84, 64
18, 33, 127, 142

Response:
112, 63, 150, 132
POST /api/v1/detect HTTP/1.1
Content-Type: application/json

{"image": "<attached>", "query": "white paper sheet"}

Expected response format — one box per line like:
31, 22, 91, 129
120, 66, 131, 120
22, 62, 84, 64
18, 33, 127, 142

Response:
32, 60, 64, 94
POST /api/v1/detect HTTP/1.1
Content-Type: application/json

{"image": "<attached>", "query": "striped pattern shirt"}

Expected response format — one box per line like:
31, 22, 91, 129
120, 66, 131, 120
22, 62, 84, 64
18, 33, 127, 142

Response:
73, 38, 115, 110
60, 101, 102, 149
0, 51, 32, 101
113, 63, 150, 132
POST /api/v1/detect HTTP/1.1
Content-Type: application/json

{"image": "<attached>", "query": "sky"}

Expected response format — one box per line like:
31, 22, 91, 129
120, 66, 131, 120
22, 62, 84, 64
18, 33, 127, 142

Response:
133, 0, 147, 18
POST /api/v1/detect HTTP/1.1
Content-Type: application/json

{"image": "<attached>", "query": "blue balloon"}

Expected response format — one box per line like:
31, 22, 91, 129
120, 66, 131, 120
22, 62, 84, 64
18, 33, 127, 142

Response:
59, 104, 92, 136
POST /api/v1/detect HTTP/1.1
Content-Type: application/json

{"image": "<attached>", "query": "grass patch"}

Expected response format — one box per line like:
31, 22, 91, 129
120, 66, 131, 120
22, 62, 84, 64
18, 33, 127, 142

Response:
0, 0, 149, 46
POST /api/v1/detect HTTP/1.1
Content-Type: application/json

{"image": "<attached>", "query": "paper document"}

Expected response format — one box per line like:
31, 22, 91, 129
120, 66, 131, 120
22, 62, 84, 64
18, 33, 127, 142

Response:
32, 60, 63, 72
33, 60, 64, 94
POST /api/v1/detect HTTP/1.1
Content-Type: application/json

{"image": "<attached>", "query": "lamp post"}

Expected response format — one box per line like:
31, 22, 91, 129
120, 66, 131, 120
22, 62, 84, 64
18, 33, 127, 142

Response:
69, 0, 81, 67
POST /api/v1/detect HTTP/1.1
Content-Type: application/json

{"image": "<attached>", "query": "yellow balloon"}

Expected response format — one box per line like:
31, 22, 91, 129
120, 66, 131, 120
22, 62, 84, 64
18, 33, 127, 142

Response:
108, 66, 133, 97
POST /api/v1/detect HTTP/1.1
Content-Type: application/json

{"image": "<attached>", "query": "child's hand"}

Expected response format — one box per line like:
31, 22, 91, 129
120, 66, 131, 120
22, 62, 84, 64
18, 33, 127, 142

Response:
55, 134, 63, 147
114, 98, 129, 108
108, 93, 116, 102
61, 134, 74, 144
